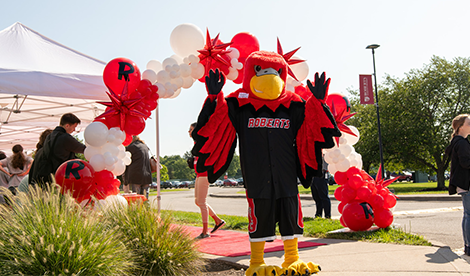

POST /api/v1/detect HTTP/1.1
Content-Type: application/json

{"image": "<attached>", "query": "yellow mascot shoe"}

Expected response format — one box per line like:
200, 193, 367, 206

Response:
283, 260, 321, 275
245, 241, 284, 276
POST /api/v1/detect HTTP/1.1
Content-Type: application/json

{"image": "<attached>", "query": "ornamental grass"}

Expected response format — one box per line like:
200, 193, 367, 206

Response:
0, 185, 203, 276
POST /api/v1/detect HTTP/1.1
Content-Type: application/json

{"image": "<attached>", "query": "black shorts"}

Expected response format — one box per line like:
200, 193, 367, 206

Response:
247, 194, 304, 242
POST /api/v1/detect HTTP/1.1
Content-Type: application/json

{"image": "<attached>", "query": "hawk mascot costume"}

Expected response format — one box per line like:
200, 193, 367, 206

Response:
192, 51, 340, 276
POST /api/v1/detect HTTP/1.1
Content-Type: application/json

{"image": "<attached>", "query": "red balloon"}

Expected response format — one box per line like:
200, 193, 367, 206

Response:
334, 186, 344, 201
360, 170, 374, 181
383, 193, 397, 209
374, 208, 393, 228
326, 93, 351, 116
346, 167, 361, 179
341, 186, 356, 203
369, 194, 385, 210
356, 186, 372, 201
55, 159, 96, 201
340, 216, 347, 227
334, 171, 348, 185
230, 32, 260, 84
137, 79, 152, 97
124, 115, 146, 136
103, 57, 141, 98
123, 133, 132, 146
348, 174, 364, 190
342, 201, 374, 231
338, 201, 346, 214
379, 187, 390, 197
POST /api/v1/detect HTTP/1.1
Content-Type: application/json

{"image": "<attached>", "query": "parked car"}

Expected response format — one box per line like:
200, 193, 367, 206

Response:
150, 182, 158, 189
161, 181, 172, 189
171, 181, 182, 188
179, 181, 191, 188
390, 172, 412, 182
188, 180, 195, 188
214, 180, 223, 187
236, 178, 244, 186
223, 179, 237, 187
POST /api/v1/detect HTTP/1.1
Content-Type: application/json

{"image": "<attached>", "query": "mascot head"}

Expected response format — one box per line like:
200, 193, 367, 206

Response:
242, 51, 288, 100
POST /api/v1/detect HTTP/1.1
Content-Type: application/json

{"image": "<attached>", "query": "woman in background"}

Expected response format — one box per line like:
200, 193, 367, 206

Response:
446, 114, 470, 256
0, 144, 33, 195
189, 122, 225, 239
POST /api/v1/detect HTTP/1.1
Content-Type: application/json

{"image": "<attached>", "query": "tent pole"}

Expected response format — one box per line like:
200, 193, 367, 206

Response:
155, 103, 161, 214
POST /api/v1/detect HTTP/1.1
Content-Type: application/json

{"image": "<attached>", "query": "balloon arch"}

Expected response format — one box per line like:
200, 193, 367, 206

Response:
55, 23, 397, 230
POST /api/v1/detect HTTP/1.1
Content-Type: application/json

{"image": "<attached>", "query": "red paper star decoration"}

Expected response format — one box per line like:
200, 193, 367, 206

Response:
96, 82, 146, 130
374, 164, 399, 188
330, 102, 358, 145
277, 38, 305, 81
198, 29, 233, 77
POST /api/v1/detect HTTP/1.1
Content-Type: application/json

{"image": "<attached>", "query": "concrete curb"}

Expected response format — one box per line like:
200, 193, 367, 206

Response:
209, 193, 462, 201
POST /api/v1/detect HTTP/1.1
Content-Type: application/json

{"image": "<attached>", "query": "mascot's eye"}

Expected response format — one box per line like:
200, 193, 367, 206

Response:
278, 68, 282, 75
254, 65, 262, 72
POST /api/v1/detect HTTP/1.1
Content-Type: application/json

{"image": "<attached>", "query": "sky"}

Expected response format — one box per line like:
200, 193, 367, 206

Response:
2, 0, 470, 157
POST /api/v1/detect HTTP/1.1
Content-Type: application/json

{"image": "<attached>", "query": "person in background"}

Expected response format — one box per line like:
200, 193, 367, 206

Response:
0, 144, 33, 195
446, 114, 470, 256
29, 113, 85, 186
19, 129, 53, 193
123, 136, 152, 199
310, 157, 331, 218
189, 122, 225, 239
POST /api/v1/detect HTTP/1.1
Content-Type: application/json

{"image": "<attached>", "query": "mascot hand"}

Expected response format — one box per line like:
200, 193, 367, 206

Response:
283, 260, 321, 275
205, 69, 226, 95
307, 72, 330, 102
245, 264, 283, 276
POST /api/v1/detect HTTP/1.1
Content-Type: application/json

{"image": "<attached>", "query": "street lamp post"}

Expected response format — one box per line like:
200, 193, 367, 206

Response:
366, 44, 385, 179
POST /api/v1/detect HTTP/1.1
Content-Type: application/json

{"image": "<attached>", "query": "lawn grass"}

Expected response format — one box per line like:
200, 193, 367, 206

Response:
163, 210, 432, 246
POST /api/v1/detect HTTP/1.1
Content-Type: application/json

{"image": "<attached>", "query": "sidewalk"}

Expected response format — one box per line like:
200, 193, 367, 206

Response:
203, 236, 470, 275
206, 191, 469, 275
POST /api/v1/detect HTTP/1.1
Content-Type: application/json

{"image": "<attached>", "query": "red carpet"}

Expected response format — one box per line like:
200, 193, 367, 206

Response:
180, 225, 326, 257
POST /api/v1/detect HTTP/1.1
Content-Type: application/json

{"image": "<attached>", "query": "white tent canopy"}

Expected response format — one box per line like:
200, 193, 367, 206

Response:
0, 22, 107, 151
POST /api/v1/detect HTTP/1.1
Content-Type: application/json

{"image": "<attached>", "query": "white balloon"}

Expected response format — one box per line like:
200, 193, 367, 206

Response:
290, 55, 309, 82
180, 64, 191, 78
156, 70, 171, 84
188, 54, 200, 64
168, 88, 182, 99
106, 134, 116, 144
286, 83, 295, 93
343, 125, 360, 145
324, 151, 334, 164
156, 83, 167, 98
162, 58, 178, 68
89, 154, 106, 172
117, 145, 126, 159
336, 159, 350, 172
146, 60, 162, 73
171, 54, 184, 65
227, 47, 240, 59
123, 156, 132, 166
169, 70, 180, 79
84, 122, 109, 147
104, 195, 127, 211
170, 23, 205, 58
339, 144, 353, 157
142, 69, 158, 84
84, 146, 101, 161
182, 77, 194, 89
102, 143, 119, 157
191, 63, 204, 79
339, 136, 348, 145
105, 156, 116, 166
112, 160, 126, 176
226, 67, 238, 80
332, 149, 341, 158
328, 163, 337, 175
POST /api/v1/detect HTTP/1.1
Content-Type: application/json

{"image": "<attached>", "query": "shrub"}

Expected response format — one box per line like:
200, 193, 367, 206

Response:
0, 186, 135, 276
102, 203, 203, 276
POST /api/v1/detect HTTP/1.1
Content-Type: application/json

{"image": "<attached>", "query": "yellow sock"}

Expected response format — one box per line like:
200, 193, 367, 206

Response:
250, 241, 266, 266
282, 238, 299, 268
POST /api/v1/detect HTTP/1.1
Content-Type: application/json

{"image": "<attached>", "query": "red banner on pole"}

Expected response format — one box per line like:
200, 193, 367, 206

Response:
359, 74, 374, 105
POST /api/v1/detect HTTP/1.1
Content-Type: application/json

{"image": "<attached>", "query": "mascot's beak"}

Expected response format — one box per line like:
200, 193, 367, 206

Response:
250, 67, 285, 100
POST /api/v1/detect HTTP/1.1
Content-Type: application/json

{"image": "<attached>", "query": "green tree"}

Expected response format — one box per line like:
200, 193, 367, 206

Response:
350, 56, 470, 189
226, 154, 242, 178
160, 155, 196, 180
